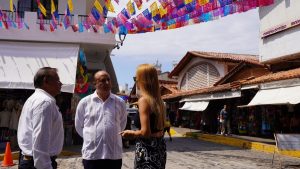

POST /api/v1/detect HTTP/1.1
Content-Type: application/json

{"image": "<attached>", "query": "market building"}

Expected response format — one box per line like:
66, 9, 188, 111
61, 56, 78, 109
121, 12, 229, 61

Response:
163, 51, 270, 133
0, 0, 118, 149
232, 0, 300, 137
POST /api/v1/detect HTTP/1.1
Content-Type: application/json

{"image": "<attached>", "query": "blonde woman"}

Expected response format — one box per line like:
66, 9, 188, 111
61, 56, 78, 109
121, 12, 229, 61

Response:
120, 64, 166, 169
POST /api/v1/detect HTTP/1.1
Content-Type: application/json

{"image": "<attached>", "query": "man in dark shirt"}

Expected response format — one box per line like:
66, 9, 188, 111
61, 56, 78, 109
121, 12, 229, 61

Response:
220, 105, 231, 135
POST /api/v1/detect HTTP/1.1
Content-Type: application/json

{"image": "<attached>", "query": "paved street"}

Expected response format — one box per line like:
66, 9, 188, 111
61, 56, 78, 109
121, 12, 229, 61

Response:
8, 136, 300, 169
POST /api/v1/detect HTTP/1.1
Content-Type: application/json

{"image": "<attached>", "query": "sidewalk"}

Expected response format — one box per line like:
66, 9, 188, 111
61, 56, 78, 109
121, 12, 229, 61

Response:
171, 127, 300, 159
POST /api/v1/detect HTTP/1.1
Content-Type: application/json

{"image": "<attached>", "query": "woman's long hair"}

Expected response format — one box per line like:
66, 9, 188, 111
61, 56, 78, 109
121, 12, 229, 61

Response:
136, 64, 166, 130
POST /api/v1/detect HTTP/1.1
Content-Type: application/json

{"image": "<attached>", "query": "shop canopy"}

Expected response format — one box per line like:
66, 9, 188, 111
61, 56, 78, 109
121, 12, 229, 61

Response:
179, 101, 209, 112
0, 41, 79, 93
239, 85, 300, 107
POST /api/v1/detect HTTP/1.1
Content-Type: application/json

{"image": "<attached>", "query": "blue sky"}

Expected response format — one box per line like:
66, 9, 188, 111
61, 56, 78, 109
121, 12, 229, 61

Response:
109, 2, 260, 91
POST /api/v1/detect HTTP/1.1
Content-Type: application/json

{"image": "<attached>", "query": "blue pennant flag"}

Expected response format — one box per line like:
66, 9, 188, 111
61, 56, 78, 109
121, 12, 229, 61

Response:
121, 8, 130, 20
103, 24, 110, 33
79, 22, 84, 32
66, 4, 71, 16
142, 9, 152, 21
91, 7, 100, 20
119, 25, 128, 35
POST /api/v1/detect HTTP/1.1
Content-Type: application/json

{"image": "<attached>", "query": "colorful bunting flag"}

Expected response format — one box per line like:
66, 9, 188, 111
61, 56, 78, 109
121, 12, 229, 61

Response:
142, 9, 152, 21
66, 4, 71, 16
68, 0, 74, 12
121, 8, 131, 20
134, 0, 143, 10
94, 0, 103, 14
10, 0, 13, 12
127, 1, 136, 15
38, 2, 47, 16
150, 2, 159, 17
173, 0, 185, 9
72, 25, 78, 32
91, 7, 100, 20
159, 5, 167, 18
184, 0, 193, 5
117, 13, 128, 25
198, 0, 209, 6
51, 0, 56, 14
79, 22, 84, 32
105, 0, 115, 13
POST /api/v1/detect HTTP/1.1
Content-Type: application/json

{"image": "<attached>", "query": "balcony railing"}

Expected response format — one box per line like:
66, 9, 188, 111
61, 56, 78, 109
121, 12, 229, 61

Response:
2, 10, 90, 26
36, 14, 88, 25
1, 10, 24, 23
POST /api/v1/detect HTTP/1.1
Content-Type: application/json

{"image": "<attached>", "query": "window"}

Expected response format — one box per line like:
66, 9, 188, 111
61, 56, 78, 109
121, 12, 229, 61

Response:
180, 62, 220, 91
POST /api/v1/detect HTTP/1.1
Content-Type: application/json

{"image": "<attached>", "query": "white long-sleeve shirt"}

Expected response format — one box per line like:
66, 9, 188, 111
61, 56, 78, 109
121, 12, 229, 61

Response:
75, 92, 127, 160
18, 89, 64, 169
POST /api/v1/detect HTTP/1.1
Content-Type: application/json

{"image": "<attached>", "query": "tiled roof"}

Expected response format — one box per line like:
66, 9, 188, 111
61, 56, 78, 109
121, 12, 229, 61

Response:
162, 83, 235, 100
191, 51, 259, 63
214, 61, 267, 86
161, 83, 179, 94
169, 51, 259, 77
243, 67, 300, 85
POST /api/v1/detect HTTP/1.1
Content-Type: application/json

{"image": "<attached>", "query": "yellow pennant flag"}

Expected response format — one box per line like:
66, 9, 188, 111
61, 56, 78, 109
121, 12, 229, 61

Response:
10, 0, 13, 12
51, 0, 56, 14
39, 3, 47, 16
198, 0, 209, 6
150, 2, 159, 17
184, 0, 193, 4
159, 6, 167, 18
68, 0, 73, 12
94, 0, 103, 14
105, 0, 115, 13
126, 0, 134, 15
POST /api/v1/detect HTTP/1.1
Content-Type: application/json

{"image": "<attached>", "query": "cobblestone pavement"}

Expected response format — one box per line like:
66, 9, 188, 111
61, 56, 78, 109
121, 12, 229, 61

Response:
7, 136, 300, 169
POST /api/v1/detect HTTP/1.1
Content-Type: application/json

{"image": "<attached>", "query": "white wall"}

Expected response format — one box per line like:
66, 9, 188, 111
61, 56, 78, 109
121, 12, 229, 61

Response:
177, 58, 225, 89
259, 0, 300, 62
58, 0, 86, 15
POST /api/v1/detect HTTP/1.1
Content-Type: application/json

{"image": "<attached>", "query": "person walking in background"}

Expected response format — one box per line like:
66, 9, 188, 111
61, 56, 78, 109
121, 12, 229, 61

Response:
75, 70, 127, 169
120, 64, 167, 169
164, 115, 172, 141
220, 105, 231, 135
18, 67, 64, 169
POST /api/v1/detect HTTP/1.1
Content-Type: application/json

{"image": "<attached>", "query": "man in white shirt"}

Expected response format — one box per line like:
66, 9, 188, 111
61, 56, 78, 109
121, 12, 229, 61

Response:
75, 70, 127, 169
18, 67, 64, 169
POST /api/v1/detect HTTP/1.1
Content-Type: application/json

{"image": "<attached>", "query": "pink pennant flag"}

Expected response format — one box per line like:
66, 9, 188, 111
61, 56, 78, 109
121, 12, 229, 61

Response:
258, 0, 274, 6
134, 0, 143, 10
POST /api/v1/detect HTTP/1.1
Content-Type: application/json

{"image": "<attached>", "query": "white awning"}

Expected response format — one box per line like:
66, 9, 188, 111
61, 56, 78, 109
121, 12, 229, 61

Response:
240, 86, 300, 107
0, 41, 79, 93
179, 101, 209, 111
180, 90, 241, 102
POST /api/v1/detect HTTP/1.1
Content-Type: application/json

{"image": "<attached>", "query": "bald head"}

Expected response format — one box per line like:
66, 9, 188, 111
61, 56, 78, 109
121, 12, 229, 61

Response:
94, 70, 112, 99
94, 70, 110, 80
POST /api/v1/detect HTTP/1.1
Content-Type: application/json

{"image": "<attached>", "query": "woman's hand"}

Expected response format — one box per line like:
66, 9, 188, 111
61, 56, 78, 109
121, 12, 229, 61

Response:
120, 130, 135, 139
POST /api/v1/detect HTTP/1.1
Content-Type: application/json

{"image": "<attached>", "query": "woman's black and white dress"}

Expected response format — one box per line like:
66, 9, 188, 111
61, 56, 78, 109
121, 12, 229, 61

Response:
134, 112, 167, 169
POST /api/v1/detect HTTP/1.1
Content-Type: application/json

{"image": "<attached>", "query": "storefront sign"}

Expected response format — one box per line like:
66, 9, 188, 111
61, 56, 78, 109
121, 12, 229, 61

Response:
275, 134, 300, 151
261, 18, 300, 38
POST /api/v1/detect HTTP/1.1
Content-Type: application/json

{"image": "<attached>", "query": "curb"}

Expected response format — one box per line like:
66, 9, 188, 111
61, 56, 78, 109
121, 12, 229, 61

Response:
185, 132, 300, 158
